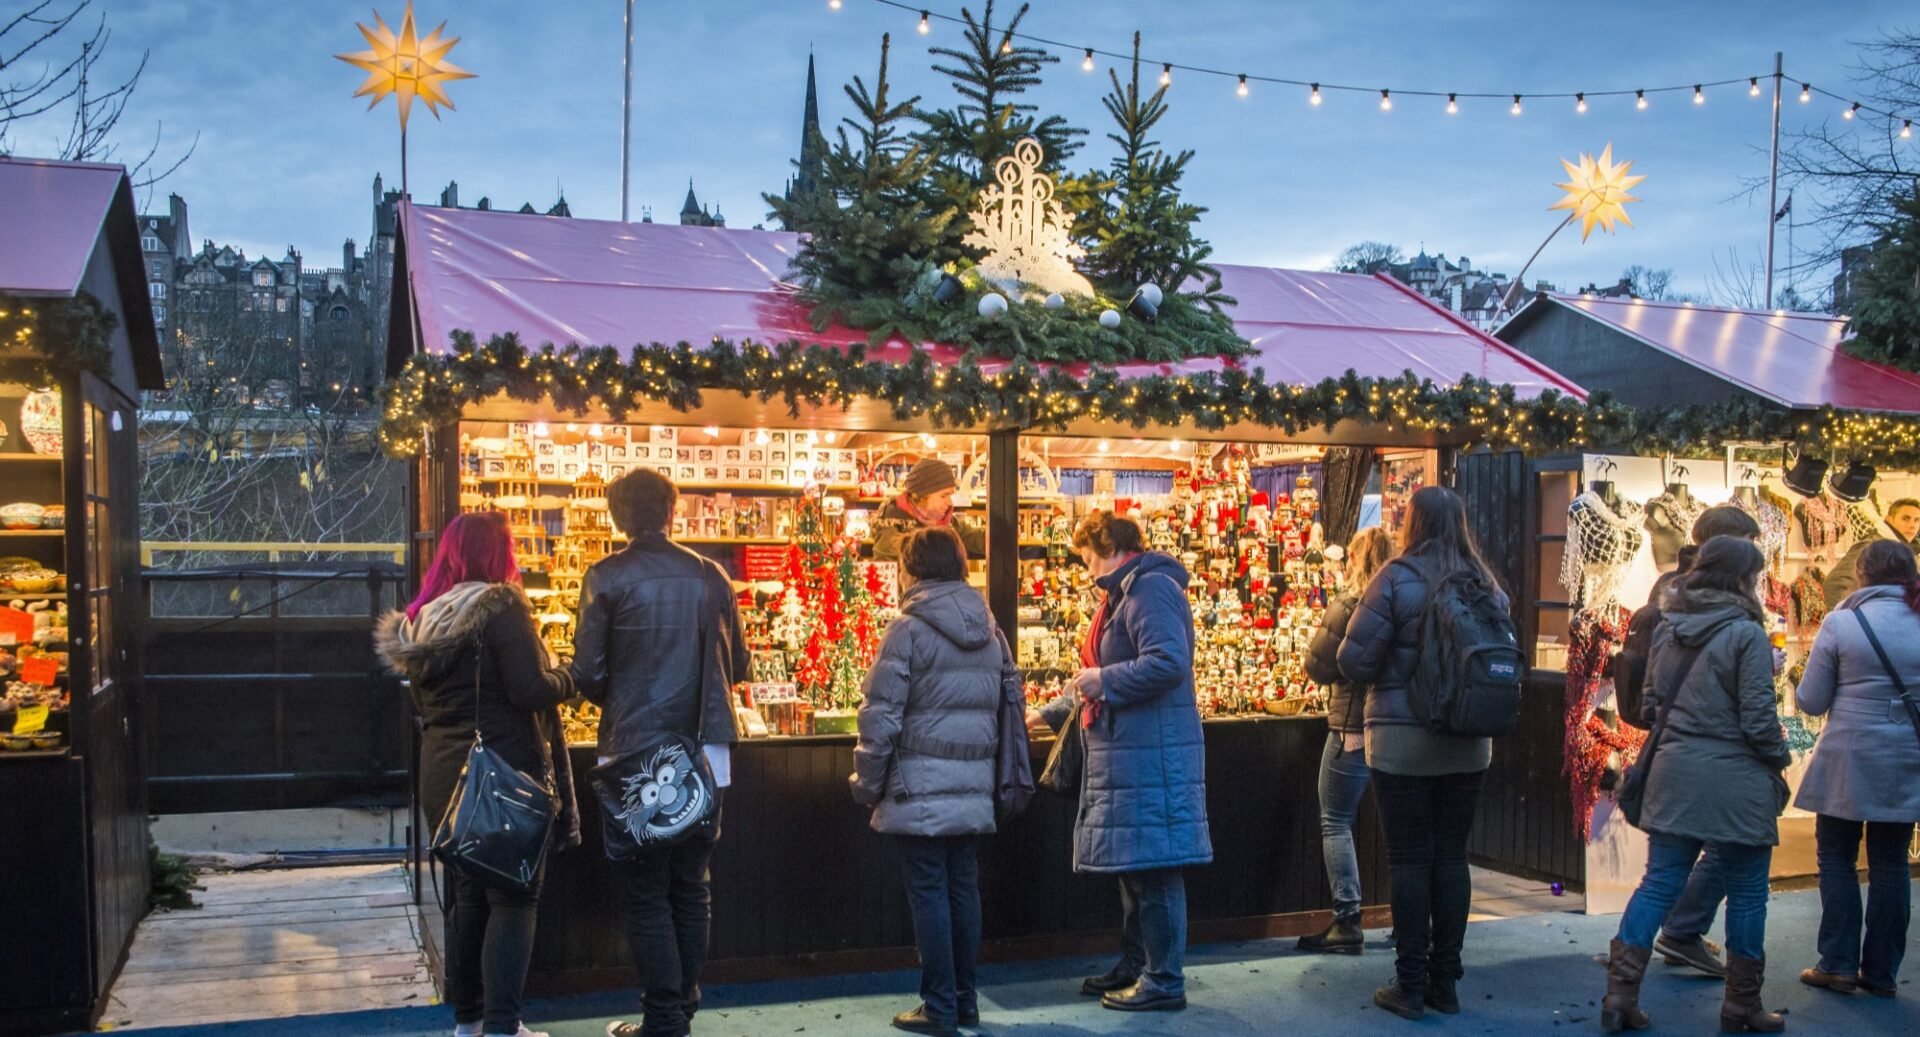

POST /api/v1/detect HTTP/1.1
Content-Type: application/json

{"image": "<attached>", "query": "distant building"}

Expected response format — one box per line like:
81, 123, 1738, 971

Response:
1380, 248, 1555, 331
1831, 243, 1874, 315
677, 179, 726, 228
780, 53, 827, 222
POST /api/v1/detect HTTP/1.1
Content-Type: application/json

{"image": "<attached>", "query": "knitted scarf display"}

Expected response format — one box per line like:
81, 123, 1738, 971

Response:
1563, 492, 1645, 618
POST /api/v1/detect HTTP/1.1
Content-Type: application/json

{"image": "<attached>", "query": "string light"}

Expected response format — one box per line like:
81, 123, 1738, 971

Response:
1511, 93, 1522, 115
1379, 88, 1391, 111
1160, 62, 1171, 87
829, 0, 841, 8
1799, 82, 1811, 102
1693, 84, 1704, 105
1575, 92, 1586, 113
1082, 48, 1094, 72
1636, 89, 1647, 110
1905, 119, 1914, 139
1446, 92, 1457, 114
1309, 82, 1321, 106
1237, 73, 1248, 97
1000, 38, 1012, 54
917, 9, 929, 34
1845, 102, 1859, 120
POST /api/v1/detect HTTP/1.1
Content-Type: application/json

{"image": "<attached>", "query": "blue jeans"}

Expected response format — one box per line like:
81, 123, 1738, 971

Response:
1619, 834, 1771, 960
1117, 869, 1188, 995
1815, 815, 1914, 988
1317, 732, 1372, 922
896, 835, 982, 1023
1659, 842, 1725, 944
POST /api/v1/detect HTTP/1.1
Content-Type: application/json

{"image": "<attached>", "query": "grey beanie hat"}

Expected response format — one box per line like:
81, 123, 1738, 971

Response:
903, 457, 958, 498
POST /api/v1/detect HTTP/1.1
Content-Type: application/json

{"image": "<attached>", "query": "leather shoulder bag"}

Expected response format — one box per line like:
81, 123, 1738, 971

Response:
431, 634, 558, 893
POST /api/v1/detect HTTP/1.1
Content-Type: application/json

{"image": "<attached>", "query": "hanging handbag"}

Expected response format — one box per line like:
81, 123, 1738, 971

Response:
1038, 697, 1084, 795
431, 636, 557, 894
1849, 609, 1920, 753
991, 628, 1035, 823
591, 627, 721, 859
1616, 644, 1706, 830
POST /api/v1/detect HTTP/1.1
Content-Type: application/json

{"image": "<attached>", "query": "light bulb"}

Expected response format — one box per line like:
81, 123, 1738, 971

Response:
1446, 93, 1457, 114
1238, 74, 1248, 98
1097, 440, 1111, 453
1510, 94, 1522, 116
917, 10, 929, 34
1845, 102, 1858, 120
1749, 77, 1760, 96
754, 429, 771, 445
1082, 48, 1094, 72
533, 422, 550, 437
703, 426, 719, 437
1636, 89, 1647, 110
1309, 82, 1321, 106
1170, 439, 1185, 451
1000, 39, 1012, 55
824, 431, 839, 444
920, 433, 938, 449
1379, 89, 1391, 111
1694, 85, 1704, 105
828, 0, 841, 8
1160, 63, 1171, 87
1800, 83, 1811, 103
1904, 119, 1914, 139
588, 423, 603, 438
1575, 92, 1586, 114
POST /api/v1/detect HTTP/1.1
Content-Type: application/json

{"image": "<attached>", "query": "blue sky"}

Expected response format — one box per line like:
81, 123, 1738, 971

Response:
13, 0, 1910, 301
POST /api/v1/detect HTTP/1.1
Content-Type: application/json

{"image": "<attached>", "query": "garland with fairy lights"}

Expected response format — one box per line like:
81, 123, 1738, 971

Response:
0, 290, 117, 382
1626, 395, 1920, 470
376, 331, 1610, 458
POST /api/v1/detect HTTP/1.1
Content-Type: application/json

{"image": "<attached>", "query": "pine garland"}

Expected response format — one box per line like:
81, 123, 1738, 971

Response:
0, 290, 118, 382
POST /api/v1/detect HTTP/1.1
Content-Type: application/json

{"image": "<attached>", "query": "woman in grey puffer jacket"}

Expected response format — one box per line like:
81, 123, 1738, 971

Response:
851, 527, 1014, 1037
1600, 536, 1790, 1035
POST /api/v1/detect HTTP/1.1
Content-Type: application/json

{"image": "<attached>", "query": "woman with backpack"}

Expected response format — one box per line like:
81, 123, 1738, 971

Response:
1336, 486, 1507, 1020
1298, 526, 1395, 955
1793, 539, 1920, 1000
374, 511, 577, 1037
1599, 536, 1791, 1034
850, 527, 1017, 1037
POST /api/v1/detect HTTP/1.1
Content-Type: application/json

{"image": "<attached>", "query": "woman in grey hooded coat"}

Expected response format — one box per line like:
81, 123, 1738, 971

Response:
852, 527, 1015, 1037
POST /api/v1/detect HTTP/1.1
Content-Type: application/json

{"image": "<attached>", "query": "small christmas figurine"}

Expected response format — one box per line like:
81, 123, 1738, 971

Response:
1246, 491, 1273, 539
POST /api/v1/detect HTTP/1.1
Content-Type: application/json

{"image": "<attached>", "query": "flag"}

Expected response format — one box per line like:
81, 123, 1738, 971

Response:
1773, 194, 1793, 223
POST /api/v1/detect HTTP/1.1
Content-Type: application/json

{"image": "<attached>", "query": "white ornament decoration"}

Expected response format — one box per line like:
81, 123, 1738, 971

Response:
963, 137, 1095, 300
977, 292, 1009, 320
1098, 309, 1122, 329
20, 389, 61, 455
1043, 292, 1065, 310
1137, 283, 1164, 307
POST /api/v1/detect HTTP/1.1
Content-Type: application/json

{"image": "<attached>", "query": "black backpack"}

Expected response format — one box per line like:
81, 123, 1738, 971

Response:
1393, 558, 1525, 737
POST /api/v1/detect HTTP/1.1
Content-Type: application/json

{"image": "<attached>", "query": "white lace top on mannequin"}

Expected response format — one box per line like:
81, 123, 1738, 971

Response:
1563, 491, 1646, 617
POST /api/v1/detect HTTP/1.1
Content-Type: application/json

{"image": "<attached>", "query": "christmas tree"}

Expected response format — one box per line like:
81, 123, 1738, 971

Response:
1846, 187, 1920, 371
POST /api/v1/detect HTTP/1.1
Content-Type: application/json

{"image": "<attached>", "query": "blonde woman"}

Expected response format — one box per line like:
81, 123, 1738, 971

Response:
1298, 526, 1395, 954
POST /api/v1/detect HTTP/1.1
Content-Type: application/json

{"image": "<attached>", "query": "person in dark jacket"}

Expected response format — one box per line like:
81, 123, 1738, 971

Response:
1610, 505, 1764, 980
1823, 499, 1920, 608
1794, 540, 1920, 1000
1030, 511, 1211, 1013
1599, 536, 1791, 1035
1336, 486, 1505, 1021
871, 457, 987, 562
1297, 525, 1395, 955
851, 527, 1015, 1037
375, 511, 576, 1037
571, 470, 749, 1037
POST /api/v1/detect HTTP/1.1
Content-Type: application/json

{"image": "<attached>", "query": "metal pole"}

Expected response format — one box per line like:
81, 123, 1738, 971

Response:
1765, 51, 1783, 309
621, 0, 634, 222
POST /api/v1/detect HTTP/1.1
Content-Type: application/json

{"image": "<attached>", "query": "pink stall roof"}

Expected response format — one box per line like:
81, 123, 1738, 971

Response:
0, 156, 125, 295
1548, 294, 1920, 414
391, 201, 1583, 400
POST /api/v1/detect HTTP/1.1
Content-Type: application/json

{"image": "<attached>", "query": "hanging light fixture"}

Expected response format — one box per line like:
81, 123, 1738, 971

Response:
1844, 102, 1859, 120
1446, 92, 1458, 114
1636, 89, 1647, 109
1511, 93, 1523, 115
1238, 74, 1249, 97
1800, 82, 1811, 102
1749, 76, 1760, 96
1575, 92, 1587, 113
1082, 48, 1094, 72
1694, 84, 1705, 105
1160, 63, 1172, 87
1379, 88, 1392, 111
1309, 82, 1321, 106
917, 10, 930, 34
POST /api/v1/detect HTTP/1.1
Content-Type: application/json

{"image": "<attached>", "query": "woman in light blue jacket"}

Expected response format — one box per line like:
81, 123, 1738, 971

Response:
1793, 540, 1920, 1000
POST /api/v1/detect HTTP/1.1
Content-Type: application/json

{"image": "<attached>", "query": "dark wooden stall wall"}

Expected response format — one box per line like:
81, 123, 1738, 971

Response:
515, 717, 1386, 993
0, 756, 95, 1034
1454, 450, 1584, 885
1498, 304, 1765, 413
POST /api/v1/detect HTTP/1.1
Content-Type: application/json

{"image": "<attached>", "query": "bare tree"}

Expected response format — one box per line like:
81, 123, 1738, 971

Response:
1706, 247, 1830, 311
1620, 265, 1676, 300
1333, 241, 1403, 274
0, 0, 193, 185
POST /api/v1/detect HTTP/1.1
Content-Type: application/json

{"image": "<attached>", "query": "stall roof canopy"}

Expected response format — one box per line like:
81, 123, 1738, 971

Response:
389, 201, 1583, 401
1505, 293, 1920, 414
0, 156, 164, 389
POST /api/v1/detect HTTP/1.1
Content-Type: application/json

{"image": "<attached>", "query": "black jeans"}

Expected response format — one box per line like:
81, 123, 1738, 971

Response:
445, 866, 542, 1036
1816, 814, 1915, 988
619, 792, 723, 1037
1372, 769, 1485, 989
895, 835, 982, 1022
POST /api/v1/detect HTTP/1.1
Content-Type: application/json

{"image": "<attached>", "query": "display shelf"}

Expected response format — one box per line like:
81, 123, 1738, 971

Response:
0, 530, 62, 538
476, 477, 860, 496
0, 748, 71, 760
678, 536, 791, 546
0, 453, 61, 462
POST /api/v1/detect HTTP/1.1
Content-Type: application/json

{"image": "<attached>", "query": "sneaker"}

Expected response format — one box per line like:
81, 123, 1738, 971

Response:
1653, 932, 1726, 977
605, 1024, 641, 1037
454, 1024, 482, 1037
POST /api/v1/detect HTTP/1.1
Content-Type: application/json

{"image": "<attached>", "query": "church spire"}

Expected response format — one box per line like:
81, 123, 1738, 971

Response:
681, 178, 702, 218
787, 53, 826, 208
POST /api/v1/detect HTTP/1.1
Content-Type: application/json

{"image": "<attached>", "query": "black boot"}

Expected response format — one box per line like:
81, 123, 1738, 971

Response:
1424, 973, 1460, 1014
1297, 917, 1365, 955
1079, 962, 1141, 996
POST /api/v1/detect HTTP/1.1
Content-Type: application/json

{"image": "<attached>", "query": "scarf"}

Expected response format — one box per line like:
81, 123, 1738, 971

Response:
894, 493, 954, 528
1079, 596, 1110, 729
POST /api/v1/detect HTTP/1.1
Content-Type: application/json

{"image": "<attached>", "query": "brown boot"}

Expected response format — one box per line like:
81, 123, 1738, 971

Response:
1601, 938, 1653, 1032
1720, 955, 1785, 1033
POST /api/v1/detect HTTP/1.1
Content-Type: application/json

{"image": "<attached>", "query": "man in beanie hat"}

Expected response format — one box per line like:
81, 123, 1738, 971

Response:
872, 457, 987, 563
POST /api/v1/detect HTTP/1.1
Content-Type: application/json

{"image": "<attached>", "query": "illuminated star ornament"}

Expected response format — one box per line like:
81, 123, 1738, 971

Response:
335, 2, 474, 131
1550, 143, 1645, 241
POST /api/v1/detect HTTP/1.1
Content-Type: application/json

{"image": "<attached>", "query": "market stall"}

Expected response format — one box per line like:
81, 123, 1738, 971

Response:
0, 157, 165, 1035
384, 199, 1590, 987
1481, 294, 1920, 902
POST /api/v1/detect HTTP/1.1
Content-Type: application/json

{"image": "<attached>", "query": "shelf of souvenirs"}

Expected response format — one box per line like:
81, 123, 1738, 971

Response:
0, 453, 62, 463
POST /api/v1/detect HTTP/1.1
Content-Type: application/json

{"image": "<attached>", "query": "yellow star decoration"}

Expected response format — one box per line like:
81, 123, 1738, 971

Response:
335, 2, 474, 131
1550, 143, 1645, 241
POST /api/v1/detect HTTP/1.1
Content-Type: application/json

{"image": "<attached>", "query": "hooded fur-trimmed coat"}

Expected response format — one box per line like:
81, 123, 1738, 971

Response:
375, 582, 580, 853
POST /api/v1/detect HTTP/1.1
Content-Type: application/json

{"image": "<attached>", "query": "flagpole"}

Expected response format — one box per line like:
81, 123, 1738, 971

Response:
1764, 51, 1782, 308
621, 0, 634, 222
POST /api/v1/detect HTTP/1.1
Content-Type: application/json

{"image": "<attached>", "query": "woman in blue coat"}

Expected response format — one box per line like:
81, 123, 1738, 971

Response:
1031, 511, 1212, 1013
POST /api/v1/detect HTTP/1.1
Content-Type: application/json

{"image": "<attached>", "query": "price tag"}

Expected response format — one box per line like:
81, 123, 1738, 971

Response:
0, 608, 29, 645
21, 656, 58, 685
12, 703, 48, 734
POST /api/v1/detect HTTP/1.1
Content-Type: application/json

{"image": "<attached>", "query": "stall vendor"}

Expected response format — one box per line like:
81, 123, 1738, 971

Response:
871, 458, 987, 562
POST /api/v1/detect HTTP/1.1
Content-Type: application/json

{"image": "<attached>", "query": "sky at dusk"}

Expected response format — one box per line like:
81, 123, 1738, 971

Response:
9, 0, 1912, 302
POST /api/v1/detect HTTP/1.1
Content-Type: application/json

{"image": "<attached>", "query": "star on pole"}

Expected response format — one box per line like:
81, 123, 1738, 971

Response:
335, 1, 474, 131
1550, 143, 1645, 241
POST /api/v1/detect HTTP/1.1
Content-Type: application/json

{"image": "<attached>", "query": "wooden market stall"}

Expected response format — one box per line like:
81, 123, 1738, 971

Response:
386, 202, 1588, 989
0, 157, 166, 1035
1472, 293, 1920, 900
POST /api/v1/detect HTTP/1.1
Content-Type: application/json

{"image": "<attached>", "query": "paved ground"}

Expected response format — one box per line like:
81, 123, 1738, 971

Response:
115, 880, 1919, 1037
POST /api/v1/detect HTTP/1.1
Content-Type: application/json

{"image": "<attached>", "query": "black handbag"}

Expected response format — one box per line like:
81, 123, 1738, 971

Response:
1038, 697, 1084, 795
431, 637, 557, 894
1616, 645, 1706, 830
1849, 609, 1920, 753
991, 629, 1035, 823
592, 731, 719, 859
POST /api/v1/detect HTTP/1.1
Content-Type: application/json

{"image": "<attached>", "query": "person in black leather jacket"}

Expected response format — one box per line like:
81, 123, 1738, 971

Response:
1297, 526, 1395, 955
571, 469, 749, 1037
